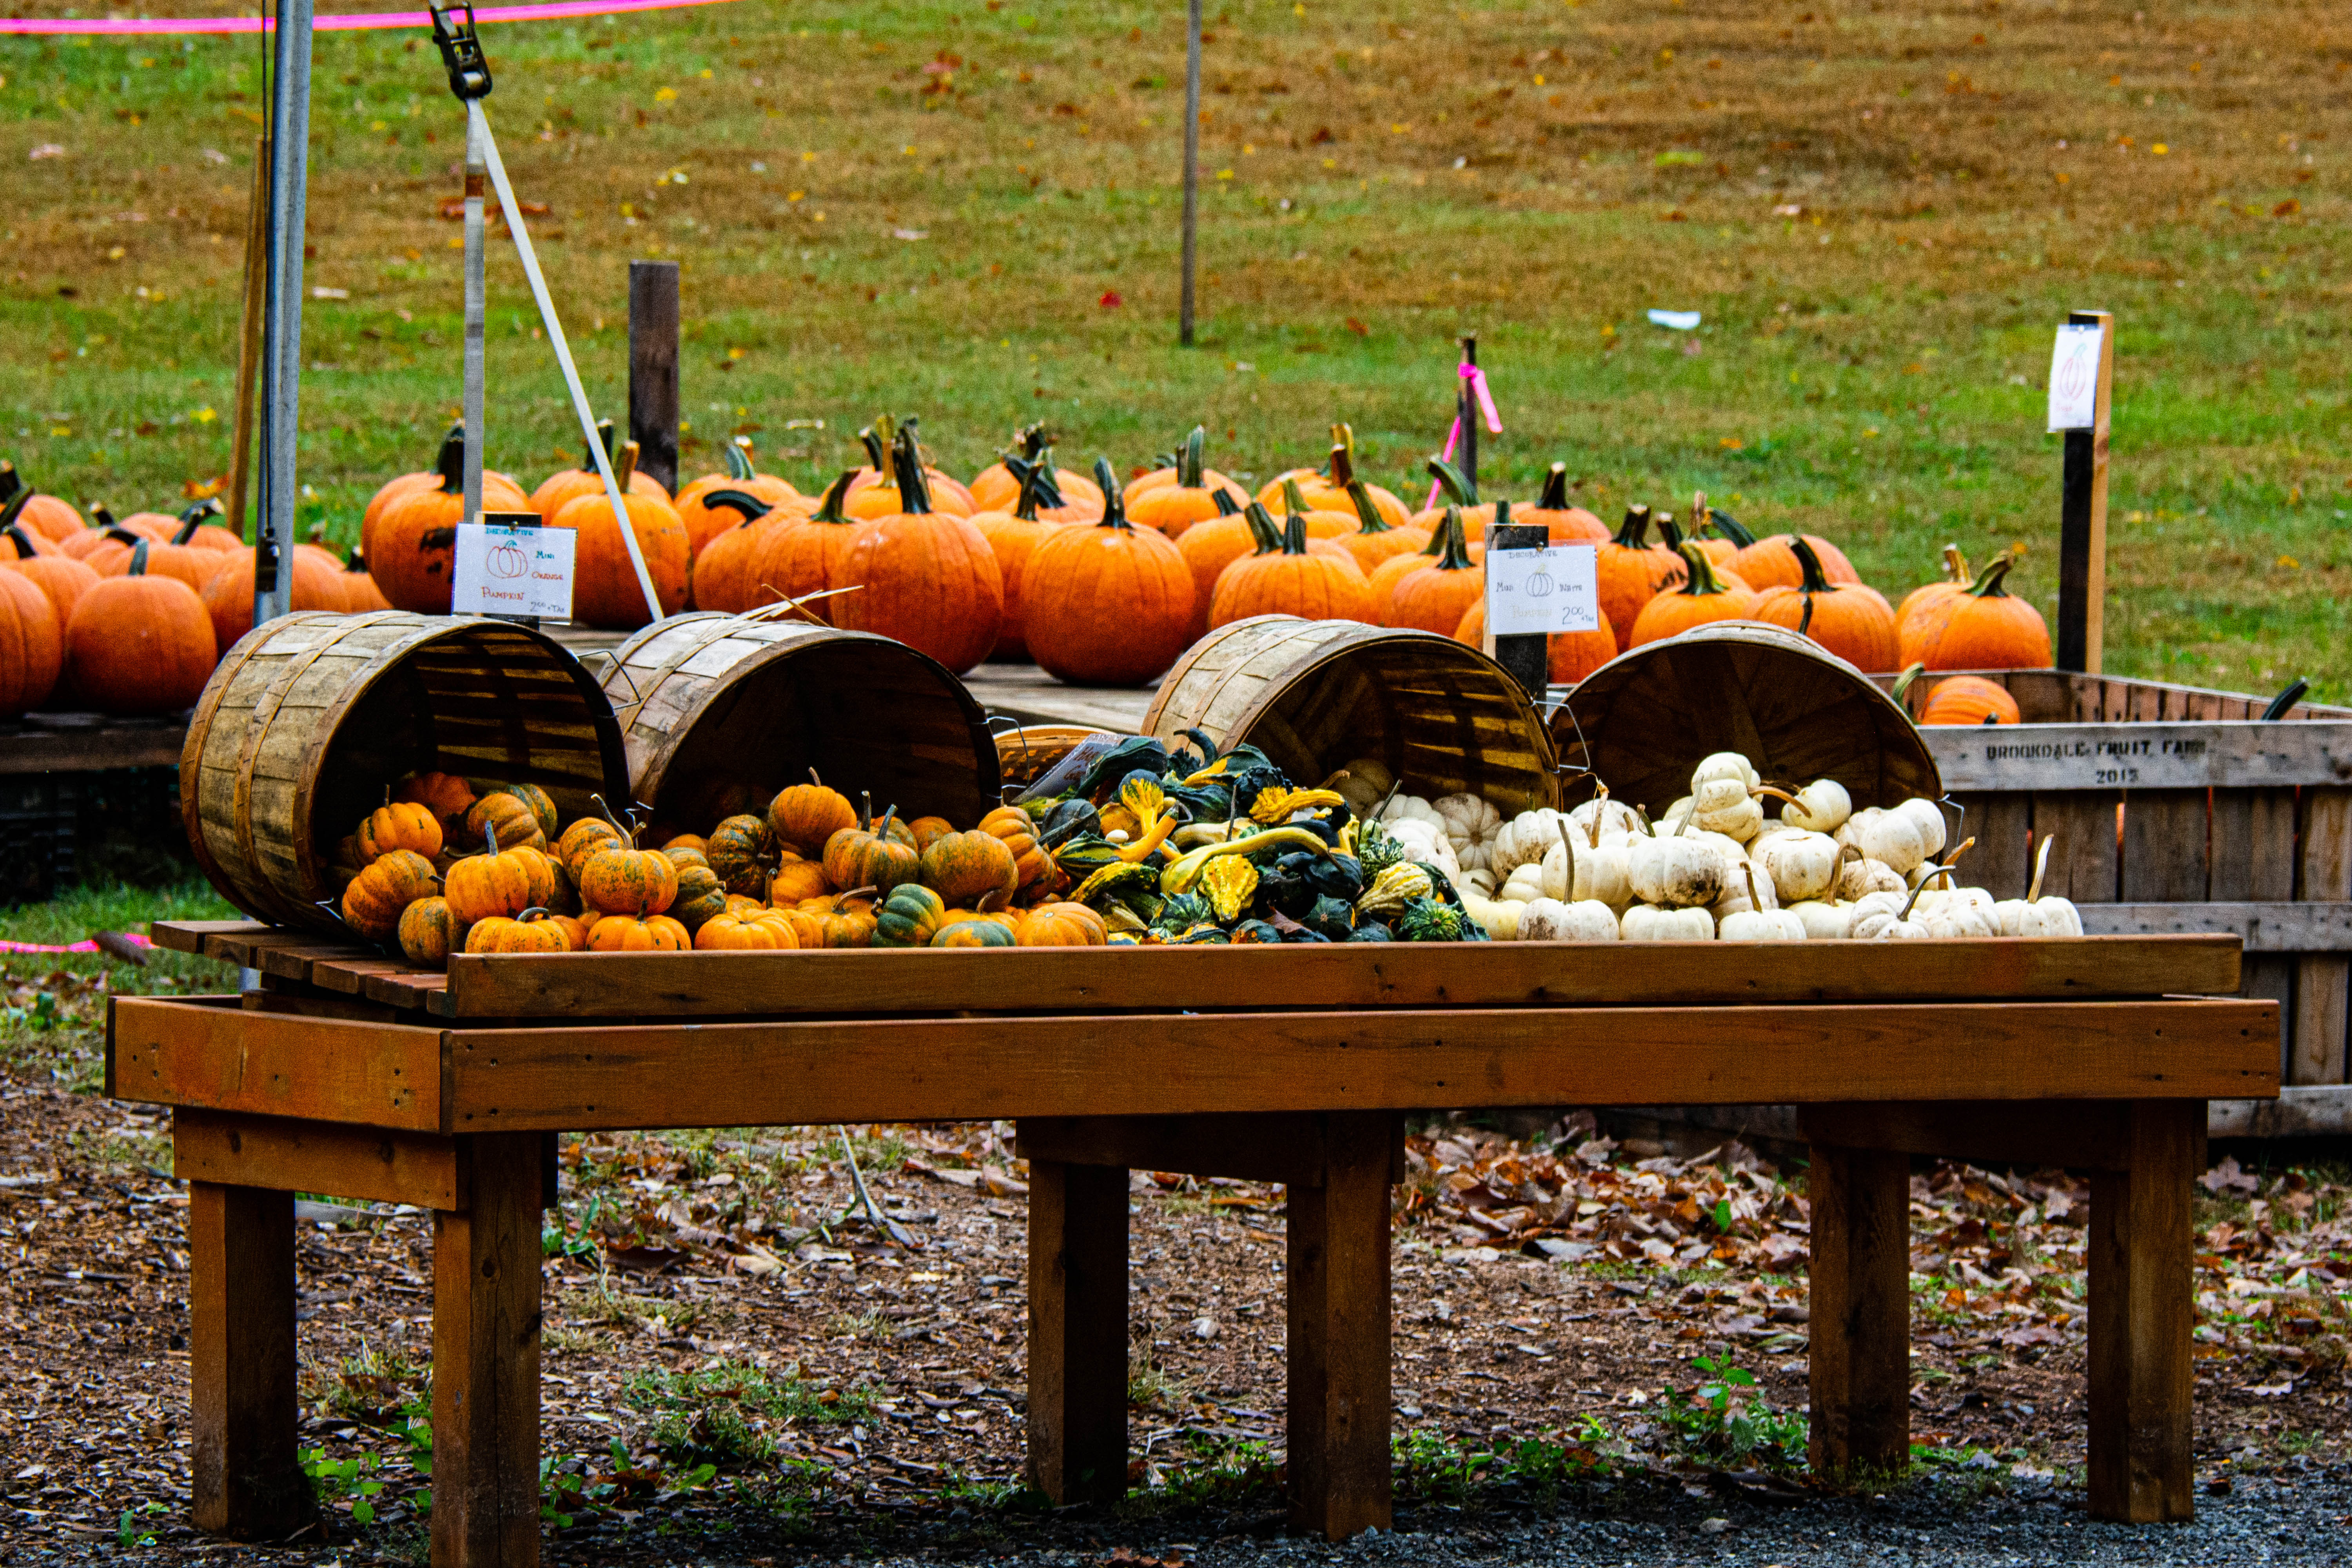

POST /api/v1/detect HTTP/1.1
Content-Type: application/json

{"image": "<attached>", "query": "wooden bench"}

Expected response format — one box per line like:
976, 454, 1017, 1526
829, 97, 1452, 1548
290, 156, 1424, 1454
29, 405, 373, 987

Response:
122, 925, 2275, 1564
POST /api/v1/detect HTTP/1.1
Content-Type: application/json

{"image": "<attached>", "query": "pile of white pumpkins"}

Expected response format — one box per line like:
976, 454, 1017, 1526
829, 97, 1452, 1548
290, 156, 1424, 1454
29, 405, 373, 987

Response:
1334, 753, 2084, 943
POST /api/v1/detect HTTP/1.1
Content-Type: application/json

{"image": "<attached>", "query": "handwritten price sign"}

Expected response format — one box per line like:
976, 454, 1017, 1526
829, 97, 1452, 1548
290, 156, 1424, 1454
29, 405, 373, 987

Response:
452, 519, 575, 620
2046, 320, 2106, 432
1484, 544, 1600, 636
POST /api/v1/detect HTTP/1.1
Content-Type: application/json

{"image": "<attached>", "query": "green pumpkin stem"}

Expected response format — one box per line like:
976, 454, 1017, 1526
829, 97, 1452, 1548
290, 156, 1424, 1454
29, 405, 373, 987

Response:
858, 420, 890, 477
1491, 498, 1511, 537
1091, 457, 1132, 531
1281, 477, 1317, 522
1709, 506, 1758, 548
890, 424, 934, 515
703, 488, 772, 526
1281, 511, 1310, 556
1014, 422, 1048, 463
1967, 558, 2017, 598
722, 436, 755, 483
1791, 535, 1837, 596
1344, 479, 1390, 535
1426, 455, 1476, 507
1240, 500, 1282, 555
1672, 541, 1736, 598
1891, 661, 1926, 705
172, 498, 218, 545
1537, 463, 1571, 510
102, 527, 143, 547
127, 538, 151, 576
1612, 504, 1652, 548
1178, 425, 1206, 490
0, 484, 32, 534
485, 819, 501, 857
1655, 515, 1685, 552
89, 503, 117, 529
1026, 444, 1070, 510
1212, 486, 1242, 517
811, 469, 858, 524
0, 461, 18, 503
1009, 456, 1047, 524
434, 423, 467, 494
2, 523, 36, 558
1435, 507, 1475, 570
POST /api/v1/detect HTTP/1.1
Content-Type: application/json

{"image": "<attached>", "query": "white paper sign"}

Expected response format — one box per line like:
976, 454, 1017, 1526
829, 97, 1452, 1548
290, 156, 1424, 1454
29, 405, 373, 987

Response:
1483, 544, 1600, 636
2046, 321, 2105, 432
450, 521, 575, 619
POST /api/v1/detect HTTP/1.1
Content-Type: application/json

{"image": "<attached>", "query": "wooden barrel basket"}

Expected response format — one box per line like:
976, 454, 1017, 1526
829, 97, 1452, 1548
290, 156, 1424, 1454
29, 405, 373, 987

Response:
995, 723, 1115, 793
181, 612, 628, 932
1552, 622, 1939, 814
1142, 616, 1559, 812
596, 612, 1001, 833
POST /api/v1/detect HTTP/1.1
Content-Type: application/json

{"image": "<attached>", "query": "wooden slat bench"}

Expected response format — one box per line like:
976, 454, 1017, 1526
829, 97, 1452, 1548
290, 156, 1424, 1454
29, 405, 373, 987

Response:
125, 923, 2274, 1564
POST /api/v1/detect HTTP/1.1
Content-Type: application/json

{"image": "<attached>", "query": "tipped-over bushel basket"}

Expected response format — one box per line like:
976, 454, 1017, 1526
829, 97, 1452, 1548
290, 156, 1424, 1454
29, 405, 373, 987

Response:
1552, 622, 1940, 814
596, 611, 1002, 833
181, 612, 628, 932
1142, 615, 1559, 812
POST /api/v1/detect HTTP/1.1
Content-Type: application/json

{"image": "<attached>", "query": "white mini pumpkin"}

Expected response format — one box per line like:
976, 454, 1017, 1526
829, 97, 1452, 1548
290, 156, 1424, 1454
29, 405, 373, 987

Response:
1622, 903, 1716, 941
1837, 852, 1907, 901
1893, 796, 1949, 859
1781, 777, 1853, 835
1786, 899, 1856, 939
1431, 792, 1505, 873
1518, 896, 1621, 942
1691, 751, 1760, 791
1839, 807, 1933, 875
1993, 837, 2086, 937
1566, 795, 1643, 846
1755, 829, 1840, 904
1333, 757, 1397, 816
1627, 831, 1731, 909
1490, 808, 1571, 880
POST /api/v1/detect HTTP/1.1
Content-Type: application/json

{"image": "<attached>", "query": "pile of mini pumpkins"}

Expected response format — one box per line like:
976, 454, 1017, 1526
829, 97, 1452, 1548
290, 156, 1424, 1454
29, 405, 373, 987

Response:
1436, 752, 2082, 943
0, 462, 390, 719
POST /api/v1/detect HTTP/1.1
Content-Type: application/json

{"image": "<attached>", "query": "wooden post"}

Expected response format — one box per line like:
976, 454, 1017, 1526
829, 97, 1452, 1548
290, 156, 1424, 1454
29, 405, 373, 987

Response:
2055, 309, 2114, 674
1804, 1141, 1911, 1479
188, 1181, 310, 1537
1485, 520, 1550, 700
1178, 0, 1202, 347
627, 260, 681, 496
1025, 1158, 1129, 1504
1457, 333, 1479, 496
226, 136, 270, 543
432, 1133, 544, 1567
1285, 1112, 1393, 1539
2087, 1099, 2199, 1522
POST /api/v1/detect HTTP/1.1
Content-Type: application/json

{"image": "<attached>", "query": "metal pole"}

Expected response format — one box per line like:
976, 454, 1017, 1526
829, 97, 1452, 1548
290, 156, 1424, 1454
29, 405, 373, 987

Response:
254, 0, 314, 626
462, 109, 486, 524
226, 134, 269, 543
1179, 0, 1202, 347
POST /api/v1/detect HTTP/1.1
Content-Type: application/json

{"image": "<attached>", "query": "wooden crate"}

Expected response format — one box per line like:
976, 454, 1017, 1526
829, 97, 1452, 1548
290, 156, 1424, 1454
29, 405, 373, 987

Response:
1886, 668, 2352, 1117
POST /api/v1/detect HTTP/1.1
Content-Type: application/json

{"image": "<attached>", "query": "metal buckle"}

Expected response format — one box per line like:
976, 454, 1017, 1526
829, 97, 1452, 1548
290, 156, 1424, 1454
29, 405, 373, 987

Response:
428, 1, 494, 102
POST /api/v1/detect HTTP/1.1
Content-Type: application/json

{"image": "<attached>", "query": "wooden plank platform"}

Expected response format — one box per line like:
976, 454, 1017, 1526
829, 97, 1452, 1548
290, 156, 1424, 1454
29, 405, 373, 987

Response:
0, 712, 190, 774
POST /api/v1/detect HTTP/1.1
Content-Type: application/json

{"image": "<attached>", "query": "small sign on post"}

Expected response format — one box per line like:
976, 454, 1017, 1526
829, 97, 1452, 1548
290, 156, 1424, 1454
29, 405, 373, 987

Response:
2049, 310, 2115, 674
1483, 536, 1600, 698
451, 510, 573, 626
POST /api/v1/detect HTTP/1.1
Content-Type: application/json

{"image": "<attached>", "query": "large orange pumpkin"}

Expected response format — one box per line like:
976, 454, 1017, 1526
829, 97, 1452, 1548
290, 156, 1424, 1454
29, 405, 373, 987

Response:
741, 470, 863, 624
1210, 506, 1370, 628
1022, 457, 1196, 686
1914, 559, 2053, 671
0, 463, 83, 543
1596, 505, 1687, 646
1328, 441, 1434, 576
1269, 476, 1361, 548
370, 430, 472, 613
1630, 543, 1764, 646
200, 543, 344, 652
842, 416, 977, 519
675, 436, 803, 557
1751, 537, 1899, 672
529, 417, 671, 519
549, 441, 690, 630
918, 829, 1021, 907
768, 771, 858, 858
1729, 528, 1861, 591
1125, 426, 1246, 539
1896, 544, 1973, 661
62, 540, 217, 713
335, 553, 394, 612
685, 488, 787, 614
363, 424, 526, 564
2, 539, 98, 635
1454, 597, 1617, 686
1383, 507, 1486, 635
830, 429, 1004, 675
966, 458, 1060, 661
0, 566, 62, 717
84, 524, 218, 593
1260, 423, 1410, 528
1514, 463, 1610, 544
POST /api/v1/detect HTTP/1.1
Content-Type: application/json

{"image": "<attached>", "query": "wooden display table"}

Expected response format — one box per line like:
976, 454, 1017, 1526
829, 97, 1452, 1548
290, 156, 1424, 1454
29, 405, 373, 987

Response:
121, 926, 2274, 1566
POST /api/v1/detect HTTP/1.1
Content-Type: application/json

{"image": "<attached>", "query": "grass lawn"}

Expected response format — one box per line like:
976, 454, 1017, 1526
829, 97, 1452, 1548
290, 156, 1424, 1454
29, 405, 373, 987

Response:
2, 0, 2346, 692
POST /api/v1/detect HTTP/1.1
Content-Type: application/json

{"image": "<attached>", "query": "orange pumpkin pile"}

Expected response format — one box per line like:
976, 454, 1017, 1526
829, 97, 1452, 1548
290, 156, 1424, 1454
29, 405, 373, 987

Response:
338, 767, 1110, 968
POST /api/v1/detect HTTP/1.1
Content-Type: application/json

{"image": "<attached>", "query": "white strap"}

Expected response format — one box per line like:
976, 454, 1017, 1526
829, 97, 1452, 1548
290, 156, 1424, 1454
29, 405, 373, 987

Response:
469, 99, 663, 623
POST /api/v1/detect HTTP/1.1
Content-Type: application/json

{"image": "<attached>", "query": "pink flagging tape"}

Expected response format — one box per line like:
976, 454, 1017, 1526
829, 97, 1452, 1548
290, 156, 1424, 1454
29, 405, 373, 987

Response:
0, 0, 740, 37
0, 933, 153, 955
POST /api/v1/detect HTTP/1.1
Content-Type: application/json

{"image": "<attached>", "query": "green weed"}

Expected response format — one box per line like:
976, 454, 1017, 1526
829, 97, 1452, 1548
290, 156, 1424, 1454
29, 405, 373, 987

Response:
1659, 1353, 1808, 1473
622, 1360, 870, 1469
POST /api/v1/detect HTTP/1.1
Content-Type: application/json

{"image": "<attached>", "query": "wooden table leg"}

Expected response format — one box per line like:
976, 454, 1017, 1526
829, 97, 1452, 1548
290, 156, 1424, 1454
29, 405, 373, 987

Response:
1286, 1111, 1392, 1540
1806, 1140, 1911, 1480
1025, 1157, 1130, 1504
2088, 1099, 2199, 1523
432, 1133, 544, 1568
188, 1180, 310, 1537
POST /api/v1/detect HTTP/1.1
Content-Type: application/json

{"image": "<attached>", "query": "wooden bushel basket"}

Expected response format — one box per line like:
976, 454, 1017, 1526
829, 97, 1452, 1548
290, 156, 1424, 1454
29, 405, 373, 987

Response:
1142, 616, 1559, 812
995, 723, 1116, 793
1554, 623, 1939, 814
596, 611, 1002, 832
180, 612, 628, 932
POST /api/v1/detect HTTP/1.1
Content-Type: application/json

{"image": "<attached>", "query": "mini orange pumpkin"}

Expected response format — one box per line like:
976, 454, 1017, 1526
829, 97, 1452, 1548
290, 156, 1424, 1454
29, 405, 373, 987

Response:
1016, 902, 1109, 947
341, 849, 440, 942
397, 771, 478, 829
706, 812, 778, 896
668, 863, 728, 931
693, 911, 792, 950
585, 913, 691, 951
465, 792, 548, 856
396, 895, 466, 967
1918, 673, 2023, 726
578, 840, 680, 918
823, 807, 922, 894
768, 855, 833, 905
768, 771, 858, 858
466, 907, 578, 954
919, 829, 1020, 907
557, 815, 626, 876
978, 805, 1056, 897
356, 801, 445, 865
444, 837, 560, 925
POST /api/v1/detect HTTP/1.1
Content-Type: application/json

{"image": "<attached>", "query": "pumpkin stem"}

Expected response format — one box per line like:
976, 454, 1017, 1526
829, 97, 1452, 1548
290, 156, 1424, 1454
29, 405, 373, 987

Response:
595, 417, 619, 465
0, 461, 18, 503
1426, 455, 1476, 506
724, 435, 757, 483
891, 424, 935, 515
1611, 504, 1651, 548
860, 789, 875, 830
1671, 541, 1735, 598
0, 485, 30, 536
485, 818, 501, 857
1178, 425, 1206, 490
1014, 422, 1049, 462
1965, 557, 2016, 598
90, 503, 118, 529
1329, 441, 1354, 491
1538, 463, 1571, 510
1091, 457, 1132, 531
1280, 477, 1316, 521
2027, 833, 2054, 904
1007, 455, 1048, 523
1797, 597, 1815, 639
1556, 818, 1578, 896
1942, 542, 1971, 584
858, 421, 890, 476
174, 498, 220, 543
703, 488, 771, 525
1240, 500, 1283, 555
1708, 507, 1758, 548
1740, 860, 1765, 915
1344, 478, 1389, 535
812, 469, 858, 524
1791, 535, 1837, 596
1280, 509, 1310, 557
127, 538, 151, 577
1434, 507, 1475, 570
1891, 662, 1926, 704
2, 523, 36, 558
614, 440, 641, 492
1751, 784, 1800, 806
434, 423, 467, 494
1670, 797, 1699, 837
1212, 486, 1242, 517
1331, 421, 1358, 477
589, 792, 636, 841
